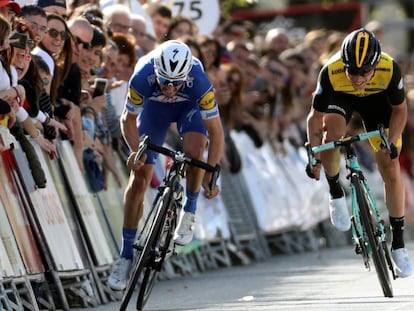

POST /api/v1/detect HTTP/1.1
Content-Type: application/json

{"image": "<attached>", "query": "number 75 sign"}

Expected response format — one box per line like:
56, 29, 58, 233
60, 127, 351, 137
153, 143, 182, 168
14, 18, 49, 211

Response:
168, 0, 220, 35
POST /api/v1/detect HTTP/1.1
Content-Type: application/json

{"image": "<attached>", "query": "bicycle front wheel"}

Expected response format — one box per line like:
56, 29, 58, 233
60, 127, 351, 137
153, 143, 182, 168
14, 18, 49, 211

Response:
352, 174, 393, 298
137, 187, 176, 310
120, 188, 173, 311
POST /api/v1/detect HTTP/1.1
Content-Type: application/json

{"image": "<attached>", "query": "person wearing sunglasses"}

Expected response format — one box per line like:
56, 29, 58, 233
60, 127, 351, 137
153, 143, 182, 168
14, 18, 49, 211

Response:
306, 28, 414, 278
54, 16, 93, 174
108, 40, 224, 291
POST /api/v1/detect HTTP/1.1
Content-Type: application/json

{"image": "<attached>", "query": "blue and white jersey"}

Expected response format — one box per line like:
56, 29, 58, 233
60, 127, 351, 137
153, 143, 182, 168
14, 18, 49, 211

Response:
125, 50, 219, 121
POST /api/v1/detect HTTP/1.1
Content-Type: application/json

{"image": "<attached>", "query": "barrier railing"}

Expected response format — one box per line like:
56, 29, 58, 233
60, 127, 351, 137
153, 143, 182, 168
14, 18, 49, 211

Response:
0, 127, 398, 309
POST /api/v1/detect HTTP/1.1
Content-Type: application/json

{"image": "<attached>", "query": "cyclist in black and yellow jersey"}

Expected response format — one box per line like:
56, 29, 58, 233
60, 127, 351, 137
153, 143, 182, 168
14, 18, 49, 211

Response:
306, 28, 414, 278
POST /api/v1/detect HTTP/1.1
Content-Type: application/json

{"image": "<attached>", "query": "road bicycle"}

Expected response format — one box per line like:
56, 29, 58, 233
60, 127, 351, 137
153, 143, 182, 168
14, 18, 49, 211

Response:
305, 125, 396, 298
119, 135, 220, 311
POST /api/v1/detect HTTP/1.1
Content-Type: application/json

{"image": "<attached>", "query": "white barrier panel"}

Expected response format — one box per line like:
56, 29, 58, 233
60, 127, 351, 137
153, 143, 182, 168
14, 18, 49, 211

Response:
58, 141, 114, 265
195, 176, 231, 241
97, 156, 129, 252
0, 148, 45, 275
0, 236, 14, 278
278, 140, 329, 230
230, 131, 331, 234
231, 131, 295, 234
402, 170, 414, 222
261, 143, 303, 229
27, 142, 85, 271
0, 197, 25, 277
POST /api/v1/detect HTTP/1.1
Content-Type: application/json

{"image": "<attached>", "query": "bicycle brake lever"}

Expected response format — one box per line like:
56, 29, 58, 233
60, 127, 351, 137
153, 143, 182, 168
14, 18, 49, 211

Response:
134, 135, 150, 165
209, 164, 221, 192
305, 142, 316, 166
378, 124, 391, 151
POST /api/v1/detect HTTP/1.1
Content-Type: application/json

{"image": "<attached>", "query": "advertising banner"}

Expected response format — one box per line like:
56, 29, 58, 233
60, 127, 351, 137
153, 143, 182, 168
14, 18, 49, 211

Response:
58, 141, 113, 265
0, 150, 44, 274
0, 197, 25, 277
20, 142, 84, 271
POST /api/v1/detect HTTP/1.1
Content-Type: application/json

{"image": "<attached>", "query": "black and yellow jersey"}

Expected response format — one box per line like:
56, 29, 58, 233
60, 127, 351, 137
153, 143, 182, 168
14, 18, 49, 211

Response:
312, 51, 406, 113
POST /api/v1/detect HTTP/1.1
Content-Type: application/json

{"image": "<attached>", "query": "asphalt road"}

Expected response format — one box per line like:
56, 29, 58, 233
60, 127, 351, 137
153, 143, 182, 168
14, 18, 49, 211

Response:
75, 241, 414, 311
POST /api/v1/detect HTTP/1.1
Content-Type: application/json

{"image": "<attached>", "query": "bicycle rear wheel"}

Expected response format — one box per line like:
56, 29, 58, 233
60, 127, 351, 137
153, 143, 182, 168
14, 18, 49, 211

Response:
352, 174, 393, 298
119, 188, 173, 311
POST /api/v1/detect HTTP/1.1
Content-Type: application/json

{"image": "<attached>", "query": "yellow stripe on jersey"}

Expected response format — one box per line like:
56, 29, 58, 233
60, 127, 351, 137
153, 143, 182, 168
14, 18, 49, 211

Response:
128, 87, 143, 105
199, 90, 215, 110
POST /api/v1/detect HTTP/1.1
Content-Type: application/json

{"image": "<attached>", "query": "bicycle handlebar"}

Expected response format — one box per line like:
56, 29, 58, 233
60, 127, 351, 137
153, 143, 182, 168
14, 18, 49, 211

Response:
305, 124, 391, 167
134, 135, 221, 191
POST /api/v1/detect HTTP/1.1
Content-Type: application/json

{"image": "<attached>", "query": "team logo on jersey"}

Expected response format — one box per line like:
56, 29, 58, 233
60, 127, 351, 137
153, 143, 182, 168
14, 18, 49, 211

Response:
199, 91, 215, 110
128, 87, 143, 105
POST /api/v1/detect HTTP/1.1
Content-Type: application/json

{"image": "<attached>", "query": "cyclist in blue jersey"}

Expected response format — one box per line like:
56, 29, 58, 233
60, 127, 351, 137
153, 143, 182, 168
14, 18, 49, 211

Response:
108, 40, 224, 291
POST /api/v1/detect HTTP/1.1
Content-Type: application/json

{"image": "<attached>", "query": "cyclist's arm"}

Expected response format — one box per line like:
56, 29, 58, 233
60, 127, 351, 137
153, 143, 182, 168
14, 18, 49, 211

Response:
202, 115, 224, 198
197, 88, 224, 168
387, 62, 407, 146
120, 108, 140, 152
306, 107, 325, 148
121, 84, 145, 153
204, 115, 224, 168
389, 100, 407, 146
197, 87, 224, 196
306, 68, 332, 148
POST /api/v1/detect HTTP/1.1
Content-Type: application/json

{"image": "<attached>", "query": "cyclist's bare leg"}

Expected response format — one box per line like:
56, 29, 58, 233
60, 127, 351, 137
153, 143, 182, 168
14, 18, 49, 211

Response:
320, 114, 347, 177
123, 164, 155, 228
182, 132, 208, 193
375, 150, 404, 218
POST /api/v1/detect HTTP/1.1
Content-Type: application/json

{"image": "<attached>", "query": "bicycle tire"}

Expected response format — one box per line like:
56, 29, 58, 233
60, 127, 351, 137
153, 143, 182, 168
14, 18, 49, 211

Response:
119, 188, 173, 311
137, 200, 175, 310
352, 174, 393, 298
136, 261, 158, 310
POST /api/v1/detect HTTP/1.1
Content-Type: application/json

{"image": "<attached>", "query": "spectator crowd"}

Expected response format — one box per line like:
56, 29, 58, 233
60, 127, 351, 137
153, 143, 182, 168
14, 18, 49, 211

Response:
0, 0, 414, 218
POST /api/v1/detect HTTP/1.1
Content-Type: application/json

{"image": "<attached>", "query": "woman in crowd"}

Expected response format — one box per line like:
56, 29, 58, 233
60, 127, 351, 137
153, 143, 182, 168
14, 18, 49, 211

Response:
164, 15, 198, 41
33, 12, 84, 172
12, 18, 66, 144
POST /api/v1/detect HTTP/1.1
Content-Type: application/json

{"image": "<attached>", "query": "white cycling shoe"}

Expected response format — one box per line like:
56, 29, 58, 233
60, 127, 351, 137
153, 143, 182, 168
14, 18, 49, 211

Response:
108, 257, 132, 291
174, 211, 196, 246
329, 196, 351, 232
392, 248, 414, 278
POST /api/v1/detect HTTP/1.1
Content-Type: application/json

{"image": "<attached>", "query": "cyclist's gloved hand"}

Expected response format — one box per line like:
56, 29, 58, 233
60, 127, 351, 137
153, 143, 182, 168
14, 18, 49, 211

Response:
389, 142, 398, 159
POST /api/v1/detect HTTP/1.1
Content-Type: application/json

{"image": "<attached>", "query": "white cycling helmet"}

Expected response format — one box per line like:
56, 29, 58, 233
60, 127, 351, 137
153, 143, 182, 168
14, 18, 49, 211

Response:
154, 40, 193, 81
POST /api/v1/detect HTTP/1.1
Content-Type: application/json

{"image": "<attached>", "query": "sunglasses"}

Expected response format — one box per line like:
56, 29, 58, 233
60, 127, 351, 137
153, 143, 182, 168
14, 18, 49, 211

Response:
48, 28, 67, 40
346, 66, 375, 76
157, 76, 186, 86
75, 36, 91, 50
